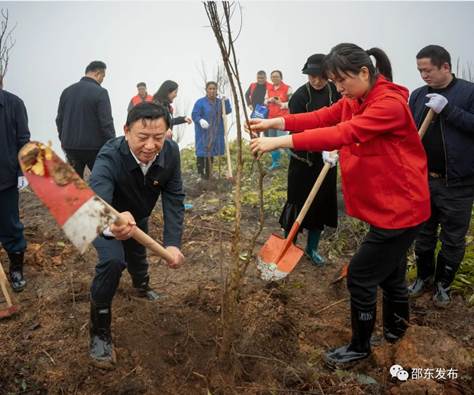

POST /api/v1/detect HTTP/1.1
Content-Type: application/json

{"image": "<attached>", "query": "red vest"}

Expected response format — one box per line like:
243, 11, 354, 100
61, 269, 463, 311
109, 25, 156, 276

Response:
249, 82, 272, 97
131, 94, 153, 106
267, 82, 290, 118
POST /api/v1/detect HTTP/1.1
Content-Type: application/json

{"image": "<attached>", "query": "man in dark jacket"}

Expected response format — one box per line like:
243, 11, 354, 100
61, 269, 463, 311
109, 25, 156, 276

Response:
56, 61, 115, 178
0, 87, 30, 291
245, 70, 270, 112
408, 45, 474, 307
88, 102, 185, 368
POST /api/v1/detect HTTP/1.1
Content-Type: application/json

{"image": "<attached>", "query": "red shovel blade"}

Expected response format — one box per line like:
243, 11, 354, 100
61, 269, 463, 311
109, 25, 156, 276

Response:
257, 233, 304, 281
18, 141, 117, 253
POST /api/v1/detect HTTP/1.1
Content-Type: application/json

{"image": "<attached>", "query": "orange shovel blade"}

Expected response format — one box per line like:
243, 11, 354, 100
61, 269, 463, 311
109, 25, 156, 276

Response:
257, 233, 304, 281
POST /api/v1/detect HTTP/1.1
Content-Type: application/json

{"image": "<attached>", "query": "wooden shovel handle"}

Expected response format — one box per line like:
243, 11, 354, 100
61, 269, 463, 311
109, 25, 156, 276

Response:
105, 203, 174, 263
418, 109, 435, 139
0, 262, 13, 308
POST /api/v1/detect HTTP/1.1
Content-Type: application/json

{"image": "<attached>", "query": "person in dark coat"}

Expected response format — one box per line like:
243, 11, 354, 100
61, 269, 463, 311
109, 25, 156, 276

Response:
56, 60, 116, 178
280, 54, 341, 265
88, 102, 185, 368
153, 80, 192, 139
245, 70, 271, 112
408, 45, 474, 307
0, 86, 30, 291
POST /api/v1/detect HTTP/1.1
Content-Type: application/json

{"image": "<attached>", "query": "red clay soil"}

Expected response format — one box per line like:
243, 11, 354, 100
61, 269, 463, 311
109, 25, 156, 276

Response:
0, 174, 472, 395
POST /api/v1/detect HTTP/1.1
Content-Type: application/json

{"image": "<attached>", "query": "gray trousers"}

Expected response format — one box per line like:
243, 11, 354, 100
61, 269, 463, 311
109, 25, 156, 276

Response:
415, 177, 474, 281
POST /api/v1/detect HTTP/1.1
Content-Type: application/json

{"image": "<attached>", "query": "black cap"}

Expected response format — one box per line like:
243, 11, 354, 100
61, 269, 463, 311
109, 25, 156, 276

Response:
302, 53, 326, 76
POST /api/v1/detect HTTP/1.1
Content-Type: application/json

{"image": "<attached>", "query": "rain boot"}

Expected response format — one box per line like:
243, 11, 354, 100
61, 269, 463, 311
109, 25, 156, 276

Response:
7, 252, 26, 292
433, 255, 457, 308
268, 150, 281, 171
408, 250, 435, 298
324, 305, 375, 368
89, 302, 116, 369
383, 295, 409, 343
305, 229, 325, 266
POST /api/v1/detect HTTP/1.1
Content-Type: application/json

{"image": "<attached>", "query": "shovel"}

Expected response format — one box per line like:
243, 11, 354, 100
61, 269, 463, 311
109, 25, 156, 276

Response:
0, 261, 19, 319
257, 158, 334, 281
221, 98, 233, 180
418, 109, 435, 139
18, 141, 173, 262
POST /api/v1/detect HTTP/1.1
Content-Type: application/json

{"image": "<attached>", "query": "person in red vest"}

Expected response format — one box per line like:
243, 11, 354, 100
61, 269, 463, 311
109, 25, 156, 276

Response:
127, 82, 153, 112
264, 70, 292, 170
245, 70, 271, 113
248, 43, 430, 368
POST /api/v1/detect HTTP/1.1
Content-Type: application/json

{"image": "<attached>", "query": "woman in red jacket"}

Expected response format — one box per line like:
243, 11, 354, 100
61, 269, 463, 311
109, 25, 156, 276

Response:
248, 43, 431, 368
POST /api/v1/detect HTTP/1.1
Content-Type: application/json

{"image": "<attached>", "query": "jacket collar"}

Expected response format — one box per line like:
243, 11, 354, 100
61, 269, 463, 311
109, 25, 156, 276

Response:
80, 76, 100, 86
0, 89, 5, 107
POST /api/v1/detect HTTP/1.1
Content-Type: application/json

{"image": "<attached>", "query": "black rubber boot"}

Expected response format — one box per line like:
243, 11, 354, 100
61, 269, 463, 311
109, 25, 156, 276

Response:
7, 252, 26, 292
433, 255, 457, 308
408, 251, 435, 298
89, 303, 116, 369
324, 305, 375, 368
133, 275, 162, 301
383, 295, 409, 343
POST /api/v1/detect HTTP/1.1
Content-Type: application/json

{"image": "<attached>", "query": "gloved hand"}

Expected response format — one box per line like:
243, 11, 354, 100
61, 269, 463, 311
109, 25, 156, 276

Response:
425, 93, 448, 114
17, 176, 29, 190
322, 151, 338, 168
199, 119, 209, 129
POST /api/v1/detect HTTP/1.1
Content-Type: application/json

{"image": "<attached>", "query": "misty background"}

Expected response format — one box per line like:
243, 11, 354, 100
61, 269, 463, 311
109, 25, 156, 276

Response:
3, 1, 474, 154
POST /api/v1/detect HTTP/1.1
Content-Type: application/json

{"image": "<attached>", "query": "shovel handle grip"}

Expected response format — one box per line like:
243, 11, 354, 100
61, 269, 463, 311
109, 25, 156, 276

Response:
222, 99, 233, 178
418, 109, 434, 139
0, 263, 13, 308
106, 204, 174, 263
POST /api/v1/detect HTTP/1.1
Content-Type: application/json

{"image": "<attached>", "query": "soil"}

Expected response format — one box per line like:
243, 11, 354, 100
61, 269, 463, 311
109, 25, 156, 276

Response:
1, 170, 473, 395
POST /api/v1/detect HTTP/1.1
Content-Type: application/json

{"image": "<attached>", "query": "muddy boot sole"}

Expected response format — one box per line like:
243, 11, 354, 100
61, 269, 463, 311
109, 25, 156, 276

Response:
90, 348, 117, 370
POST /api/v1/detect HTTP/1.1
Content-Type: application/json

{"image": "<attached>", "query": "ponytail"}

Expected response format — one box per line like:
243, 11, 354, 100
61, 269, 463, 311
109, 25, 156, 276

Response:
324, 43, 393, 83
366, 47, 393, 82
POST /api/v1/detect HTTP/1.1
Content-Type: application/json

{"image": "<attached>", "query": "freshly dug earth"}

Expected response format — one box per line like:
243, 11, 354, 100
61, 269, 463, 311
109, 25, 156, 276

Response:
0, 172, 473, 395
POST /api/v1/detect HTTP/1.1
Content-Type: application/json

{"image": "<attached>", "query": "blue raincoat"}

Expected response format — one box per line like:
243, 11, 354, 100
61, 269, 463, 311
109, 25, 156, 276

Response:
191, 97, 232, 157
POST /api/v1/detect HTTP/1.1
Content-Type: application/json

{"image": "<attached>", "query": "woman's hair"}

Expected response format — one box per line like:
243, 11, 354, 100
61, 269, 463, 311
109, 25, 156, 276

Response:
153, 80, 178, 104
271, 70, 283, 79
323, 43, 393, 82
206, 81, 217, 89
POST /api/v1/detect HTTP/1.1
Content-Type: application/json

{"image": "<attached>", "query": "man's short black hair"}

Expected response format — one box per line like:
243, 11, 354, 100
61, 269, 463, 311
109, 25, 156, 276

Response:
85, 61, 107, 74
416, 45, 451, 69
257, 70, 266, 76
137, 82, 146, 88
126, 102, 171, 129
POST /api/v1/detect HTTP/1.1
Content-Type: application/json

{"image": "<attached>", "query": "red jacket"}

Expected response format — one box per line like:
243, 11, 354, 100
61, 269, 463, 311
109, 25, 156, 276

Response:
267, 82, 290, 118
285, 76, 430, 229
131, 94, 153, 106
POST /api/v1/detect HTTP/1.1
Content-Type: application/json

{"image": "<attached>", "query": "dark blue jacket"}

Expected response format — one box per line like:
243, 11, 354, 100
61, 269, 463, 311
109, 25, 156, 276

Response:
409, 77, 474, 183
0, 89, 30, 191
56, 77, 115, 150
90, 137, 185, 248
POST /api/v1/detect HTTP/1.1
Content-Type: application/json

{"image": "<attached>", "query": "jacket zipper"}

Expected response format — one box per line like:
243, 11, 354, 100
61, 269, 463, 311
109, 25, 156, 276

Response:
440, 118, 449, 186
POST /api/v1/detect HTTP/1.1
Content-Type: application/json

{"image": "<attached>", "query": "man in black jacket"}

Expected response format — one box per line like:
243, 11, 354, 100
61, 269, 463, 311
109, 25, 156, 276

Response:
56, 61, 115, 178
0, 86, 30, 291
408, 45, 474, 307
88, 102, 185, 368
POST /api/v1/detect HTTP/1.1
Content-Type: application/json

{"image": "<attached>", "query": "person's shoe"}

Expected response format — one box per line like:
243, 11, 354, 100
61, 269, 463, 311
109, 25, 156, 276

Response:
324, 305, 375, 369
433, 282, 451, 308
89, 303, 116, 369
134, 282, 162, 301
305, 248, 325, 266
408, 276, 433, 298
7, 252, 26, 292
383, 296, 409, 343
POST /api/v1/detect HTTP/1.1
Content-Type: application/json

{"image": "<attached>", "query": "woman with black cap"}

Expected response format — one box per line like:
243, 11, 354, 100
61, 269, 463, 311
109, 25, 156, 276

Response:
153, 80, 192, 138
280, 54, 341, 265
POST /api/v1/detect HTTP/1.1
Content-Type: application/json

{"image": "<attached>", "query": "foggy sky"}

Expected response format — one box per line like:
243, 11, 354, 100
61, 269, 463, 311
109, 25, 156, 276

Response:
3, 1, 474, 152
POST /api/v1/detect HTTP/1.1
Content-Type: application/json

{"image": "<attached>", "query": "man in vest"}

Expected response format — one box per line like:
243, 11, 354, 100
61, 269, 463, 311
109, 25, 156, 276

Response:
128, 82, 153, 112
245, 71, 271, 113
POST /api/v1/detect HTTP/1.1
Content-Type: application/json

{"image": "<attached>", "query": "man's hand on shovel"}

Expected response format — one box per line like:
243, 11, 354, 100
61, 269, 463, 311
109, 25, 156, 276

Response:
110, 211, 136, 240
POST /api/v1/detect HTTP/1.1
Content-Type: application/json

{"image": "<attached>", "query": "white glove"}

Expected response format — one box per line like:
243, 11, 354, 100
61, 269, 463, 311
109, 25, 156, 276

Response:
199, 119, 209, 129
17, 176, 29, 190
425, 93, 448, 114
322, 151, 338, 168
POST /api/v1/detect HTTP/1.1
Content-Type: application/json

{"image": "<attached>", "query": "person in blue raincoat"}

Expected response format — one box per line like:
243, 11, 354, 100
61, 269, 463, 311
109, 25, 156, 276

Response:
191, 81, 232, 179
